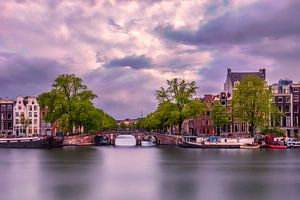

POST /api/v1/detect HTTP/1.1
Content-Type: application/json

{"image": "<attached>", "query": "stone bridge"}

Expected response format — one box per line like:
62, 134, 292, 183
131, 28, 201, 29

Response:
64, 131, 181, 146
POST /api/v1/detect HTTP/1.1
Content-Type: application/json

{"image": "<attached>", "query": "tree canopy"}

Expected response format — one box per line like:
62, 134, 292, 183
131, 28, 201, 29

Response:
211, 101, 230, 135
154, 78, 205, 134
232, 75, 272, 135
38, 74, 117, 133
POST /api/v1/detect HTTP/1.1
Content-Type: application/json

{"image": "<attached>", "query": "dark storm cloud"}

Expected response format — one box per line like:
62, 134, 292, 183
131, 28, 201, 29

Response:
0, 53, 70, 98
105, 55, 152, 69
156, 0, 300, 46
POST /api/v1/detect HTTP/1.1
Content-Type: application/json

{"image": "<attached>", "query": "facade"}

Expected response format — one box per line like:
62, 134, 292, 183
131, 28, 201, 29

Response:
40, 107, 59, 136
13, 96, 40, 137
222, 68, 266, 135
183, 95, 215, 136
0, 99, 14, 135
40, 108, 52, 136
224, 68, 266, 96
271, 80, 300, 137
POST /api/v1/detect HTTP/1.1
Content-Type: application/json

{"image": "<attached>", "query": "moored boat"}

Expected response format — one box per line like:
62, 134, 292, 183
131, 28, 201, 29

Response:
178, 136, 246, 149
240, 144, 260, 149
264, 134, 287, 149
115, 134, 136, 147
0, 136, 64, 148
286, 141, 300, 148
141, 135, 157, 147
94, 135, 110, 146
265, 144, 287, 149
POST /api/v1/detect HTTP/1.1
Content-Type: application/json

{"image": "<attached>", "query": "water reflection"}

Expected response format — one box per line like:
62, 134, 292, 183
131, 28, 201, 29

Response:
0, 147, 300, 200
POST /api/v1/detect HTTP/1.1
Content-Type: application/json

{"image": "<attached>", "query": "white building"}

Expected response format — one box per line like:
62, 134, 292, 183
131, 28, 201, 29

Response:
13, 96, 40, 137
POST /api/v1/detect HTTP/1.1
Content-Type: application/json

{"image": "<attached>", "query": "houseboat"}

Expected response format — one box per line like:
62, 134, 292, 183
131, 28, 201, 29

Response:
115, 134, 136, 147
179, 136, 254, 148
0, 136, 64, 148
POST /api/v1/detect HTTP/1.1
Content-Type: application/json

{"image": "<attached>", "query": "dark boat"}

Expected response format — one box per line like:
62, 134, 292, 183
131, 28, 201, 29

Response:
94, 135, 110, 146
178, 141, 241, 148
0, 136, 64, 149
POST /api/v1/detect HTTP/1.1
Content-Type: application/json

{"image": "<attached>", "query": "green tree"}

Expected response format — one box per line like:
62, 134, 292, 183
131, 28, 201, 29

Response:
156, 78, 204, 134
211, 101, 229, 135
232, 75, 272, 136
38, 74, 116, 134
20, 113, 31, 137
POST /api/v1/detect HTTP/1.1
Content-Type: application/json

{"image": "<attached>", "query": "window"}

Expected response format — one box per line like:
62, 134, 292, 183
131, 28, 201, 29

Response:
286, 117, 291, 127
286, 96, 291, 103
7, 105, 12, 111
278, 97, 283, 103
285, 105, 290, 113
294, 95, 299, 102
29, 106, 32, 111
15, 112, 19, 117
34, 112, 38, 117
1, 113, 6, 120
7, 122, 12, 129
34, 105, 38, 111
293, 88, 299, 92
34, 119, 38, 125
18, 106, 21, 110
7, 113, 12, 120
294, 106, 298, 113
29, 112, 32, 117
1, 105, 6, 111
206, 111, 210, 116
16, 119, 19, 125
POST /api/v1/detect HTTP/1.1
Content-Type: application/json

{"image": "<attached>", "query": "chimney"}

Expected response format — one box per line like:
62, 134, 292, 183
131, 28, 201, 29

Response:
227, 68, 231, 74
259, 68, 266, 80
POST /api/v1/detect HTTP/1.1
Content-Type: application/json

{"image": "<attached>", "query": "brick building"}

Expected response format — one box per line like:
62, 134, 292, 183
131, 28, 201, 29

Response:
222, 68, 266, 135
271, 80, 300, 137
0, 99, 14, 135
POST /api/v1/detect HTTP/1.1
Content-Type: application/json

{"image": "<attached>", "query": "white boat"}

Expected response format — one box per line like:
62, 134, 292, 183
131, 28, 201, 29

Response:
115, 134, 136, 147
287, 141, 300, 148
141, 135, 157, 147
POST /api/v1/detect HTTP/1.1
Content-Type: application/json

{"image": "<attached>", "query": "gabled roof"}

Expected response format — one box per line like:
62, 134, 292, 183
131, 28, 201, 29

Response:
227, 68, 266, 84
229, 72, 265, 83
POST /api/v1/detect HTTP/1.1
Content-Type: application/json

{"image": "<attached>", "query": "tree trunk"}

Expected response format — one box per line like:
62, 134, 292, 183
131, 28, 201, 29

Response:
178, 120, 183, 135
249, 123, 254, 137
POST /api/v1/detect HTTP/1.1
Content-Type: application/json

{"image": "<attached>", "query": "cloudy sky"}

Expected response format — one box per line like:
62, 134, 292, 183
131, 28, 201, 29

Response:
0, 0, 300, 119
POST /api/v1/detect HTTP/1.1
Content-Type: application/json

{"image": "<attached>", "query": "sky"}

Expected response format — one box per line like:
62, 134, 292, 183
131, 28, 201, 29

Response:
1, 0, 300, 119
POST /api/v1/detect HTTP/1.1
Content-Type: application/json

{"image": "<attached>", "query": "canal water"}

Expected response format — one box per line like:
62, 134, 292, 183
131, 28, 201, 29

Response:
0, 147, 300, 200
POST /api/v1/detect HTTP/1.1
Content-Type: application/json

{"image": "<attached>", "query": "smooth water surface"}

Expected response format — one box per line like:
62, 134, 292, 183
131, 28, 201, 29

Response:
0, 147, 300, 200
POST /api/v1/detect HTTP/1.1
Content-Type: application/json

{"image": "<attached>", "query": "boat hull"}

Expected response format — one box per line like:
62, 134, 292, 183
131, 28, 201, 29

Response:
141, 140, 156, 147
178, 142, 240, 148
0, 137, 64, 149
240, 145, 260, 149
265, 144, 287, 149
